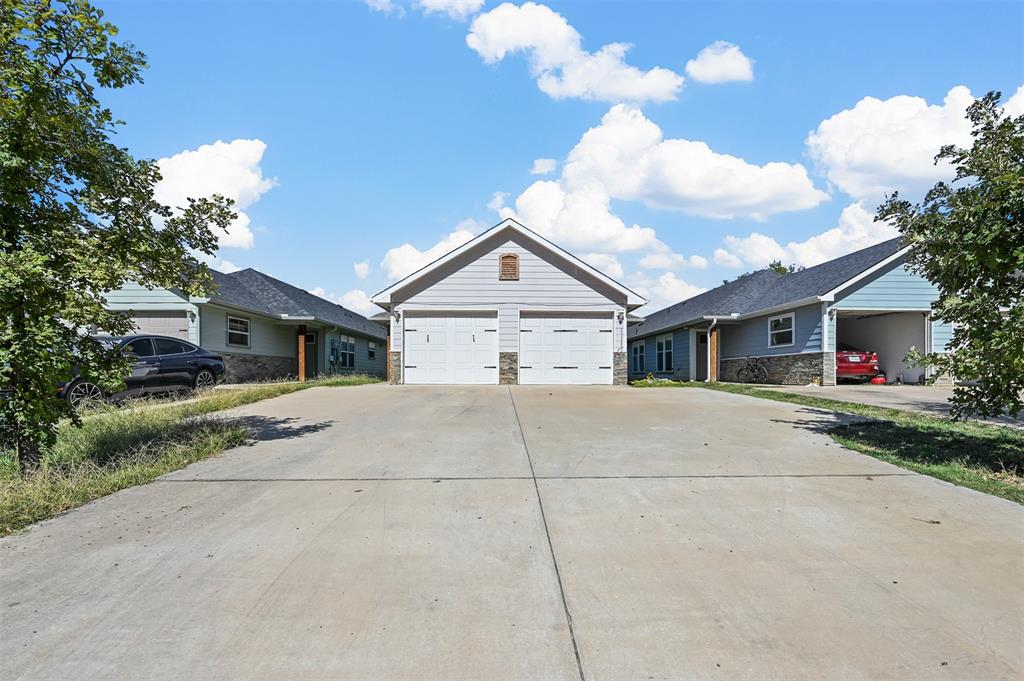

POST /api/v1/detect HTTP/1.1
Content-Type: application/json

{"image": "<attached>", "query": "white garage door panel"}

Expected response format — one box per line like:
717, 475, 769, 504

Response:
404, 313, 498, 384
520, 314, 612, 385
129, 311, 188, 340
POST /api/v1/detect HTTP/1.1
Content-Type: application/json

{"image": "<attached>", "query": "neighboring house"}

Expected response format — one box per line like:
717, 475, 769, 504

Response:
105, 269, 386, 383
370, 218, 646, 385
628, 238, 952, 385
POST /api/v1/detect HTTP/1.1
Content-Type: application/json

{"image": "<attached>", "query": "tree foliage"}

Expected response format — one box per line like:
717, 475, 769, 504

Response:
878, 91, 1023, 418
1, 0, 235, 467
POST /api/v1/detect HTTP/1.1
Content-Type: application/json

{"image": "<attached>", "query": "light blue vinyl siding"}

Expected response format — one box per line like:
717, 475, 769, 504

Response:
201, 306, 296, 357
721, 304, 823, 359
629, 329, 689, 378
324, 330, 386, 377
931, 319, 953, 353
104, 281, 190, 308
833, 262, 938, 310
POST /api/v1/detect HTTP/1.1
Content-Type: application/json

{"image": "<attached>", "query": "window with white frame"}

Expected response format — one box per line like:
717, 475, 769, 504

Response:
339, 335, 356, 368
656, 334, 673, 372
227, 316, 250, 347
631, 343, 645, 373
769, 313, 794, 347
368, 341, 376, 360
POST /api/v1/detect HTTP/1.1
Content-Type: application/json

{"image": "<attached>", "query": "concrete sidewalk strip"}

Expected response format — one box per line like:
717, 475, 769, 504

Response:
2, 385, 1022, 680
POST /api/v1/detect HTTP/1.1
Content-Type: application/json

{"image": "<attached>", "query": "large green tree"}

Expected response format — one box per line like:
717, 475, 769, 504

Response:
878, 91, 1023, 419
1, 0, 235, 468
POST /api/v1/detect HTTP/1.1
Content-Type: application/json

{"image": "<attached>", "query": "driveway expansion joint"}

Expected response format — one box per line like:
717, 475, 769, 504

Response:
508, 386, 587, 681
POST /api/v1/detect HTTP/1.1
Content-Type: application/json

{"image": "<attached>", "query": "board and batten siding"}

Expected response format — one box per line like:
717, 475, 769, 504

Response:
390, 234, 627, 353
721, 303, 823, 359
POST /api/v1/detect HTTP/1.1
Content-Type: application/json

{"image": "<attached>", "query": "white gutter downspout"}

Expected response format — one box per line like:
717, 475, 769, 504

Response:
704, 318, 718, 383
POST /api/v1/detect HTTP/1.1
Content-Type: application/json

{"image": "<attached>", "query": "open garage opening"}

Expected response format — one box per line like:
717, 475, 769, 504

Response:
835, 311, 930, 384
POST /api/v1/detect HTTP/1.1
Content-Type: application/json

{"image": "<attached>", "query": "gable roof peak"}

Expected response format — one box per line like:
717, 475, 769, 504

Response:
371, 218, 646, 308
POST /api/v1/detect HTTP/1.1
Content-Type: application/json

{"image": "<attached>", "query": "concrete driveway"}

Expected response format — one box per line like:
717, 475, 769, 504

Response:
760, 383, 1024, 426
2, 385, 1022, 680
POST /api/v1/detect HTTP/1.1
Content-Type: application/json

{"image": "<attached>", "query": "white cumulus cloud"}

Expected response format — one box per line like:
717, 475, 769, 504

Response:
380, 219, 481, 280
530, 157, 557, 175
213, 258, 241, 274
630, 271, 707, 315
580, 253, 624, 279
341, 289, 383, 315
806, 85, 980, 203
155, 139, 276, 250
713, 248, 743, 269
466, 2, 684, 103
1005, 84, 1024, 117
499, 104, 827, 256
639, 250, 708, 271
416, 0, 485, 21
364, 0, 405, 16
353, 261, 370, 279
309, 286, 383, 316
685, 41, 754, 84
718, 201, 899, 270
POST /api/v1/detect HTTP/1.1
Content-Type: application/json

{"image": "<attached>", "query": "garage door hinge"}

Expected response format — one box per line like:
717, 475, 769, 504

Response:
484, 365, 496, 369
599, 366, 611, 369
554, 366, 579, 369
520, 366, 533, 369
404, 365, 417, 368
520, 329, 532, 332
553, 329, 578, 333
599, 329, 612, 333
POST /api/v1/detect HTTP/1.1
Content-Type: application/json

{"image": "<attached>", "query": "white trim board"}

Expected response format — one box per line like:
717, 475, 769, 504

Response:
372, 219, 646, 308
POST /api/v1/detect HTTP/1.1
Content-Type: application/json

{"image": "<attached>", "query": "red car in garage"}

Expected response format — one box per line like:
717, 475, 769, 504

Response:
836, 343, 882, 382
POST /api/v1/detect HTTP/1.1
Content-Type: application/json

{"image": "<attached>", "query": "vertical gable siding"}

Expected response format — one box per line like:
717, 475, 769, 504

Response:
721, 304, 823, 359
395, 235, 625, 352
833, 263, 938, 310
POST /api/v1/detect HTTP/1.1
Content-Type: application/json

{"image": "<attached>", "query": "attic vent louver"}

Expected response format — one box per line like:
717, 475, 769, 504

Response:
499, 253, 519, 281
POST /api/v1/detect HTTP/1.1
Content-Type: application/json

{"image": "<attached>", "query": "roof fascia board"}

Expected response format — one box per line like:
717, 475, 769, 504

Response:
371, 219, 646, 306
819, 246, 911, 302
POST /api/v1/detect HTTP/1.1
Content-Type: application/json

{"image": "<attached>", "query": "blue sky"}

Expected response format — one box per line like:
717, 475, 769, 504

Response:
102, 0, 1024, 313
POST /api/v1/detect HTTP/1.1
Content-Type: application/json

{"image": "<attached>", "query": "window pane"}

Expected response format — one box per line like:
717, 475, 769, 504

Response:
123, 338, 154, 357
228, 331, 248, 346
228, 317, 249, 332
772, 330, 793, 346
771, 316, 792, 332
154, 338, 185, 355
665, 351, 673, 371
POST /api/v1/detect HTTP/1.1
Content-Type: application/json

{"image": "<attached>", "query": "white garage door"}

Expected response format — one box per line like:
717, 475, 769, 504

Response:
519, 313, 613, 385
403, 312, 498, 384
129, 311, 188, 339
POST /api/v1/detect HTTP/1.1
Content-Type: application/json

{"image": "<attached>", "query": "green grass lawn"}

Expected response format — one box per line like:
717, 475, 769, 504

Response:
0, 375, 381, 535
632, 379, 1023, 504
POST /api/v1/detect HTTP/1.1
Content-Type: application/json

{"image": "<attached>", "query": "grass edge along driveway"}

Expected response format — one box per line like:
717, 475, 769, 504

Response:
0, 376, 380, 535
632, 379, 1023, 505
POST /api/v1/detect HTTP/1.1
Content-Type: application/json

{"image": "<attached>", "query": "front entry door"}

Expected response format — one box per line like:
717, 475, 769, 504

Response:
304, 332, 318, 378
695, 333, 708, 381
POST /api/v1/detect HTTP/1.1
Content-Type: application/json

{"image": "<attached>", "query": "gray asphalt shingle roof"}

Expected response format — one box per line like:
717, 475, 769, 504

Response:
629, 237, 906, 340
208, 269, 385, 340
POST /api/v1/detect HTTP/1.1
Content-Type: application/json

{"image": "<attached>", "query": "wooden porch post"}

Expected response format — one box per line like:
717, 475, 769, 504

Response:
385, 327, 391, 383
709, 325, 720, 382
297, 324, 306, 383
